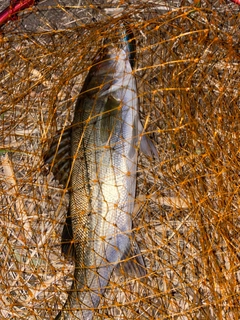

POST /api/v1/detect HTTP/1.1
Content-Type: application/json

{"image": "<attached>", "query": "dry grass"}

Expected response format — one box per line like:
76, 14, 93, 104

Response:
0, 1, 239, 319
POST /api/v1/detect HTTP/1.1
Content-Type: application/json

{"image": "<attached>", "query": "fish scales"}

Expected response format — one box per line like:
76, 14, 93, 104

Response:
56, 40, 142, 319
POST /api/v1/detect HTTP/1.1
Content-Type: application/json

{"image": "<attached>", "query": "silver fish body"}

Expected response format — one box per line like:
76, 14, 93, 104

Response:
55, 41, 144, 319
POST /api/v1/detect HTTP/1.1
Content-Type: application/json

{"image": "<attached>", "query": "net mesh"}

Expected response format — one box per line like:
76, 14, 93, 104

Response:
0, 1, 239, 319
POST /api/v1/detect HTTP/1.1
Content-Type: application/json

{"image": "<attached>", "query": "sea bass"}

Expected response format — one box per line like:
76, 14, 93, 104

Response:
46, 26, 157, 320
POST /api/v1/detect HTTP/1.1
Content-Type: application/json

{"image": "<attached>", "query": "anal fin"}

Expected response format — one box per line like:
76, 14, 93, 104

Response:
118, 239, 146, 280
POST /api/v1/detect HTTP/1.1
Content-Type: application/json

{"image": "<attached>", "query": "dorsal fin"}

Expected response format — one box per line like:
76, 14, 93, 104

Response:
43, 127, 72, 187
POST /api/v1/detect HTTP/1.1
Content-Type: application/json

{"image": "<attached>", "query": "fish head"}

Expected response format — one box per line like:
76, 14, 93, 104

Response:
99, 24, 136, 69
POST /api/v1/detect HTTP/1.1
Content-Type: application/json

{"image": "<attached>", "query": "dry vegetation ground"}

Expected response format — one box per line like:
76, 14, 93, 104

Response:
0, 1, 239, 319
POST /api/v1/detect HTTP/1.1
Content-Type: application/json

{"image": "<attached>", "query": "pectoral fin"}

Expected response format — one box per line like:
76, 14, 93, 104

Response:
100, 95, 120, 144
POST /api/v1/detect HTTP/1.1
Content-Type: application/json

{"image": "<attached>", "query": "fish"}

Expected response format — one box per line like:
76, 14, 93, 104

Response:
45, 25, 158, 320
